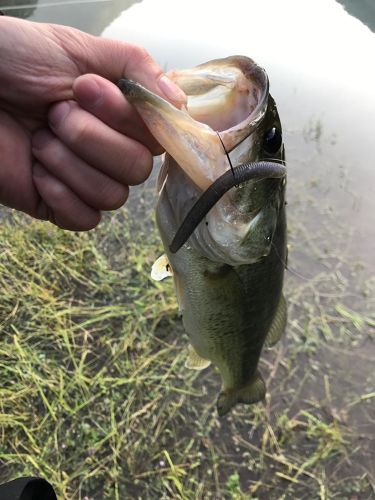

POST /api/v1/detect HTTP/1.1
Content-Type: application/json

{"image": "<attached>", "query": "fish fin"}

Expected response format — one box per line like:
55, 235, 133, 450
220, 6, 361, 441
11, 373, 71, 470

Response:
185, 344, 211, 370
216, 371, 266, 417
173, 273, 185, 313
264, 294, 287, 348
151, 254, 173, 281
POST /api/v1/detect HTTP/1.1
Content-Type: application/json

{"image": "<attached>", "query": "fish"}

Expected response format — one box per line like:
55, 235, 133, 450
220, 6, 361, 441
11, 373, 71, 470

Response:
118, 56, 287, 416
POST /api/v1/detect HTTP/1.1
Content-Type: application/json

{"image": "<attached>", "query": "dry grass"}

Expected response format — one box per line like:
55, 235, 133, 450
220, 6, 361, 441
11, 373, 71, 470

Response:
0, 200, 373, 499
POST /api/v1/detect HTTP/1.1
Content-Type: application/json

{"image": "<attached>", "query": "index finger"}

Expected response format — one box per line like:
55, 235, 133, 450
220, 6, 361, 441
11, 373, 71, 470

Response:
72, 34, 186, 107
73, 74, 163, 155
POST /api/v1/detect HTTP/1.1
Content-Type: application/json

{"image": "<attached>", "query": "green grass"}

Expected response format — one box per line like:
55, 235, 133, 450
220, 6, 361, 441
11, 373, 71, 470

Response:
0, 204, 373, 499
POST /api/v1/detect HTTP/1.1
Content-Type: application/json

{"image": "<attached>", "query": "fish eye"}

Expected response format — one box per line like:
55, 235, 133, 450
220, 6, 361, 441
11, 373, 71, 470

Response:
262, 127, 282, 154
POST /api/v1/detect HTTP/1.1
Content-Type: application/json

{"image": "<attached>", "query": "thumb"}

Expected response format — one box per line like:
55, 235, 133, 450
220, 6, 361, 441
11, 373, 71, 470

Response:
64, 29, 186, 107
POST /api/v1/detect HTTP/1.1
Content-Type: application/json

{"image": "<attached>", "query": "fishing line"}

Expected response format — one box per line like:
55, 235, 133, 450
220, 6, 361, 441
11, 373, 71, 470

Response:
0, 0, 110, 10
264, 157, 287, 166
270, 240, 312, 282
216, 131, 238, 186
169, 161, 286, 253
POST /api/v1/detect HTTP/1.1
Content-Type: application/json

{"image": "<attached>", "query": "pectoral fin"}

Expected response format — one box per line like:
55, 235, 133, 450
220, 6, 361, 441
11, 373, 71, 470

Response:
185, 344, 211, 370
151, 254, 173, 281
264, 294, 287, 348
216, 370, 266, 417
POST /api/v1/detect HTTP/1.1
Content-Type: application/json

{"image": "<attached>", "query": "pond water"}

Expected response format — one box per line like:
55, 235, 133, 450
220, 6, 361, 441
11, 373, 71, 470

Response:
101, 0, 375, 268
5, 0, 375, 268
1, 0, 374, 498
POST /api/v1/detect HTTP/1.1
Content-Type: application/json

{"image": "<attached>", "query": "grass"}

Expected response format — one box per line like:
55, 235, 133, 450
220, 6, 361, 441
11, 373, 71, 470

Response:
0, 192, 374, 499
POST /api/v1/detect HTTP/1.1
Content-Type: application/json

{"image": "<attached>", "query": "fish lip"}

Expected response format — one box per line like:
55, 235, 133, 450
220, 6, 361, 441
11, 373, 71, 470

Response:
117, 59, 271, 189
219, 66, 270, 153
225, 67, 270, 153
118, 77, 221, 191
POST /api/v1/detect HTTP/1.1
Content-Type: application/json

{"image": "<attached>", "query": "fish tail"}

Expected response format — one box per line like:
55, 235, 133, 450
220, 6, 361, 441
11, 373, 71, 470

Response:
216, 371, 266, 417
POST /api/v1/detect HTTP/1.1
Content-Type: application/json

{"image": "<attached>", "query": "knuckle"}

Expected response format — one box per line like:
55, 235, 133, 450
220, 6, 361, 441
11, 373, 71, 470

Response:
129, 44, 152, 66
45, 139, 67, 167
68, 117, 93, 146
32, 131, 64, 165
48, 181, 71, 207
53, 102, 92, 146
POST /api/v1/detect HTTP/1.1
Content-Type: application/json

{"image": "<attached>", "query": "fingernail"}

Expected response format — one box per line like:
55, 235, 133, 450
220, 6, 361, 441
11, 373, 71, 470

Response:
33, 163, 48, 178
32, 130, 51, 151
48, 101, 70, 128
158, 75, 186, 106
76, 77, 102, 107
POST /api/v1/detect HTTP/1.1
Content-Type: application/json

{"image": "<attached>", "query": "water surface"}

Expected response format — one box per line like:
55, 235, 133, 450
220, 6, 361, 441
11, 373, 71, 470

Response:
102, 0, 375, 269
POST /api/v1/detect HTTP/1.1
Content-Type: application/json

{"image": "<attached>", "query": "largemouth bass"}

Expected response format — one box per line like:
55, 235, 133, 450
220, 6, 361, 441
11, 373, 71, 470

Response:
119, 56, 287, 416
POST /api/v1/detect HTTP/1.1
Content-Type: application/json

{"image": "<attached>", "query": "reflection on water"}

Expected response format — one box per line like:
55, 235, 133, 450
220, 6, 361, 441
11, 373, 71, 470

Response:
0, 0, 37, 18
337, 0, 375, 32
0, 0, 140, 35
30, 0, 139, 34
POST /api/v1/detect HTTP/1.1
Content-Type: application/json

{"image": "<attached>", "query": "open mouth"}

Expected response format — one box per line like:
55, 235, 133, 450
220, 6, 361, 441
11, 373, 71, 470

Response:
170, 56, 269, 136
118, 56, 270, 191
118, 56, 285, 264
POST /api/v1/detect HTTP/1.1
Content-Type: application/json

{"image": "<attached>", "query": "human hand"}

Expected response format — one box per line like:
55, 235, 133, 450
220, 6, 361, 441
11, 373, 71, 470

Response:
0, 16, 186, 230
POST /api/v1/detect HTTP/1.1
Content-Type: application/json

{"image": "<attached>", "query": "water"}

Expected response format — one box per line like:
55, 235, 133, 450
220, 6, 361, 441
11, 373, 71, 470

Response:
99, 0, 375, 332
100, 0, 375, 268
4, 0, 374, 270
1, 0, 374, 497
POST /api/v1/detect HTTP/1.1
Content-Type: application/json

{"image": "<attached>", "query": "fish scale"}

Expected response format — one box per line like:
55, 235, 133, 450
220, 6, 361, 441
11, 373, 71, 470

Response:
119, 55, 287, 415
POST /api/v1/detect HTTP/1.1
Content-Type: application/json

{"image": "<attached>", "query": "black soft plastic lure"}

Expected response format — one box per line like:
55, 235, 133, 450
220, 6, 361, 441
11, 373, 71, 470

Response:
169, 161, 286, 253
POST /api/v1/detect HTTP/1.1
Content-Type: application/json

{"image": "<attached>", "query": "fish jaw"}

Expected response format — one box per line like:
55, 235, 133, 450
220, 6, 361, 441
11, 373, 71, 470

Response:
118, 79, 229, 191
118, 56, 269, 190
167, 56, 269, 153
119, 56, 282, 265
